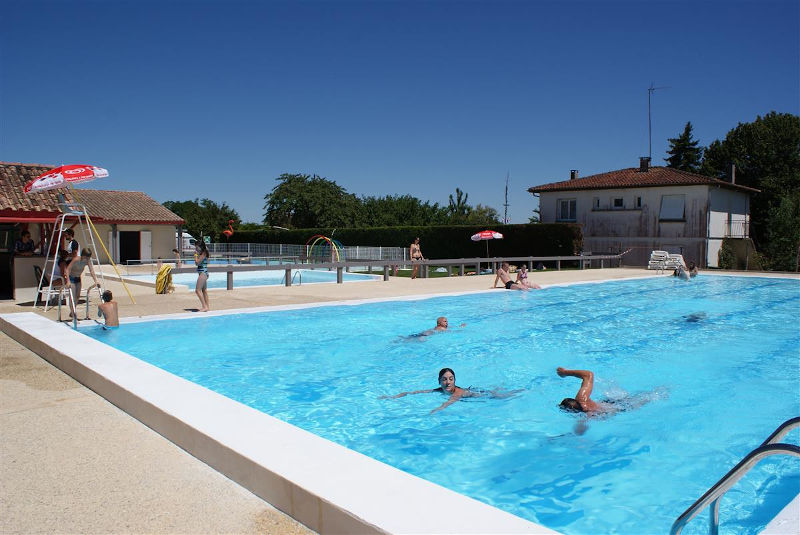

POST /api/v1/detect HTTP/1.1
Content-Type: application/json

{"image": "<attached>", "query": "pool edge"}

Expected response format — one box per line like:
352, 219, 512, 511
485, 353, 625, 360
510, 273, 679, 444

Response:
0, 312, 558, 535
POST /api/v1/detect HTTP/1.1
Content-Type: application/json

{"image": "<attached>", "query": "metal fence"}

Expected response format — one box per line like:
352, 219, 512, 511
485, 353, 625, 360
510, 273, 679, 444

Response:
206, 242, 407, 261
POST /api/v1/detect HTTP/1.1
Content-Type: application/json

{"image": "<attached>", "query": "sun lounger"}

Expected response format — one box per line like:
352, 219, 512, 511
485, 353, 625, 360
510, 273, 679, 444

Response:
647, 250, 670, 271
665, 254, 687, 270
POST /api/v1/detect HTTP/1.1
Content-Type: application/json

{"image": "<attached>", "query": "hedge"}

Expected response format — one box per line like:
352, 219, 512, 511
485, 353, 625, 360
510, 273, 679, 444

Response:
230, 224, 583, 259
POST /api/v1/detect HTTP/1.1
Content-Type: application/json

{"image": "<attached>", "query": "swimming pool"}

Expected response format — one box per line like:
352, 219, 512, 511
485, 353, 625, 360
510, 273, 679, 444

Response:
81, 275, 799, 534
126, 268, 381, 289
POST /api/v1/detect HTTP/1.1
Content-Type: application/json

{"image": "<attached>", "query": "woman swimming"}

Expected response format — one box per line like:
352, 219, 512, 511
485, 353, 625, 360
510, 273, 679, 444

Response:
194, 240, 210, 312
381, 368, 519, 413
381, 368, 478, 413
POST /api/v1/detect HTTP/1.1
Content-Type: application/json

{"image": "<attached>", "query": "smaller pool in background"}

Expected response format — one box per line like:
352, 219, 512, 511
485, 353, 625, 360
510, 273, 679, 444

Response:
125, 268, 381, 289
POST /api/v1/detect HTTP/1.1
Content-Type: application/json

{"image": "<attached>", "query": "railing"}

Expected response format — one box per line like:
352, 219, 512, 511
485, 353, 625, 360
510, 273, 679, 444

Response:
169, 253, 627, 290
670, 417, 800, 535
725, 219, 750, 238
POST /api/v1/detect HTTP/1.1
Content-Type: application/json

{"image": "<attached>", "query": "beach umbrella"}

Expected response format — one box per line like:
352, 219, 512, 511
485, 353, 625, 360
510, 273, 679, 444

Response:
471, 229, 503, 257
23, 164, 109, 193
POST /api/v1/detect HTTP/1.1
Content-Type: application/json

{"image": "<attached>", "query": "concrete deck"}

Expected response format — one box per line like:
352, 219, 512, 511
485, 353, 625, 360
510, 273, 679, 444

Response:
3, 268, 792, 534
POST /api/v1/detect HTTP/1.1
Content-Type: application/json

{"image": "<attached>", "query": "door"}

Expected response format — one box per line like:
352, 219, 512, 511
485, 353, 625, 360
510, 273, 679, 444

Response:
119, 231, 140, 265
139, 231, 152, 263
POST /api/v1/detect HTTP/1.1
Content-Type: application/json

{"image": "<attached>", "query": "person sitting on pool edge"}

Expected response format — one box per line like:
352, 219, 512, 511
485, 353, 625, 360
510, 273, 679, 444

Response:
515, 265, 542, 289
97, 290, 119, 330
493, 262, 530, 291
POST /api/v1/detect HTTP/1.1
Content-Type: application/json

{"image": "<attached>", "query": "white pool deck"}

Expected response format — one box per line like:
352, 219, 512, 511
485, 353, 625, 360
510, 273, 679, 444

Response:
2, 268, 798, 534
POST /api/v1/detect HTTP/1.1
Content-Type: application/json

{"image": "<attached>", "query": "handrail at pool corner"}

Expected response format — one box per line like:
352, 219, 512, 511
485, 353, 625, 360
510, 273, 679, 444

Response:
670, 417, 800, 535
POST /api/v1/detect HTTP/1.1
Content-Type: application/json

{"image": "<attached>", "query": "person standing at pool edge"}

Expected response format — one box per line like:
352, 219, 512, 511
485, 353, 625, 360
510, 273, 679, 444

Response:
194, 240, 210, 312
410, 237, 424, 279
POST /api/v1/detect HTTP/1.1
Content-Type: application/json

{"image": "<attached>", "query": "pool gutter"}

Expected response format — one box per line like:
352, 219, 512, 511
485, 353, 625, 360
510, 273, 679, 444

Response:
0, 312, 557, 535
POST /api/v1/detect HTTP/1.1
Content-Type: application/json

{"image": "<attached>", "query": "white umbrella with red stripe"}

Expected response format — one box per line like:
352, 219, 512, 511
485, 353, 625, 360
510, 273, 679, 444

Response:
471, 229, 503, 257
23, 164, 109, 193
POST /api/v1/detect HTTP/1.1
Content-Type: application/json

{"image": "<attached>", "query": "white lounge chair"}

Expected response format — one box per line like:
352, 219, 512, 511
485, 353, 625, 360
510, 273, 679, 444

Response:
647, 250, 670, 271
665, 254, 687, 270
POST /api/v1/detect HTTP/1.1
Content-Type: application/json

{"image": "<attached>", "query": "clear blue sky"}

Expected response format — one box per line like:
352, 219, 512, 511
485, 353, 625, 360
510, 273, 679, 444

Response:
3, 0, 798, 224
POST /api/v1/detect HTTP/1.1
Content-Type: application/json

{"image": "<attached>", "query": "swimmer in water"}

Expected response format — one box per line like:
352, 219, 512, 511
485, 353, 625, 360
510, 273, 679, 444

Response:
381, 368, 518, 413
403, 317, 465, 340
557, 367, 662, 416
683, 312, 707, 323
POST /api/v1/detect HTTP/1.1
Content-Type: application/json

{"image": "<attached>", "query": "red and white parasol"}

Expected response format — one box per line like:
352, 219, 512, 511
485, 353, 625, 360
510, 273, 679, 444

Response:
471, 229, 503, 257
24, 164, 109, 194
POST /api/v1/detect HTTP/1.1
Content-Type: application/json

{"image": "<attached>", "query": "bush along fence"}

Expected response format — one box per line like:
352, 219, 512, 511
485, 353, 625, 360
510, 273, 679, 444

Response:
229, 223, 583, 260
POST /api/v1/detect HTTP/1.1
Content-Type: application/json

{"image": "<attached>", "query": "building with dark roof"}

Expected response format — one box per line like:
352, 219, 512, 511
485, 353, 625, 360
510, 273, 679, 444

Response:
1, 162, 184, 300
528, 158, 758, 267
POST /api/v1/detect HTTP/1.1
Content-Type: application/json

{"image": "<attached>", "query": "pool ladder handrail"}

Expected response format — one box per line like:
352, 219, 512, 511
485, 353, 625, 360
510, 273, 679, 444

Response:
288, 271, 302, 285
670, 416, 800, 535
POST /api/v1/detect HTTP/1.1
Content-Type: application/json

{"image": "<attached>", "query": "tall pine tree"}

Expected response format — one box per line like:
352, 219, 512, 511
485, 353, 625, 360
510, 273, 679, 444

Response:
665, 122, 703, 172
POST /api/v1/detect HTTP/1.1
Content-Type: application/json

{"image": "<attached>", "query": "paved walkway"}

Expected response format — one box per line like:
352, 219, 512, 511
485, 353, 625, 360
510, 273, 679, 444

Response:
1, 268, 657, 534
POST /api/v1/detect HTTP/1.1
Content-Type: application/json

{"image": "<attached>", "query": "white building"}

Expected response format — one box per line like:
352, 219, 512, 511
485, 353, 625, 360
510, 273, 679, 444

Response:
528, 158, 758, 267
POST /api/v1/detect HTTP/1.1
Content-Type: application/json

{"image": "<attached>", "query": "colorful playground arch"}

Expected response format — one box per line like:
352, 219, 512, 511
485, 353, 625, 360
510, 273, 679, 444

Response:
305, 234, 345, 262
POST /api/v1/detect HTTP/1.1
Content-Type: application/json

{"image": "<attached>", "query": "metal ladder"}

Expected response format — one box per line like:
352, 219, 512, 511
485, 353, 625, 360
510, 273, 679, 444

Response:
34, 199, 106, 326
671, 417, 800, 535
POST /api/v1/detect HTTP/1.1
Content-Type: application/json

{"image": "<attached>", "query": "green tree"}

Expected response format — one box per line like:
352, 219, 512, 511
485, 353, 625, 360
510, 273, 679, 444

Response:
263, 173, 361, 229
447, 188, 471, 223
764, 191, 800, 271
163, 199, 240, 242
665, 121, 703, 172
465, 204, 501, 225
700, 112, 800, 270
359, 194, 447, 227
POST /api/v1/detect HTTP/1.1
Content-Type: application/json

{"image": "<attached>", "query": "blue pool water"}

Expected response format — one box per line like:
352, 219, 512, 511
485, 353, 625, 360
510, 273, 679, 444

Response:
126, 268, 381, 289
83, 276, 800, 534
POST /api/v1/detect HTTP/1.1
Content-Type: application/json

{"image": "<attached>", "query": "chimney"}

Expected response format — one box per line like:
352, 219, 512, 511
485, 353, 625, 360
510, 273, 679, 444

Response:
570, 169, 579, 180
728, 163, 736, 184
639, 157, 651, 172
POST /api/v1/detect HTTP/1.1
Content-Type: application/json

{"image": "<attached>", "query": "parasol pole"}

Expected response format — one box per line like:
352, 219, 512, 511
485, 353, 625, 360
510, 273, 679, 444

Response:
68, 186, 137, 304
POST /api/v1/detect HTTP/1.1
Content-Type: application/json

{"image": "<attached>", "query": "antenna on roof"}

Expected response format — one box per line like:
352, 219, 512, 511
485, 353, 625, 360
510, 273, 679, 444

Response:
648, 83, 670, 161
503, 171, 510, 224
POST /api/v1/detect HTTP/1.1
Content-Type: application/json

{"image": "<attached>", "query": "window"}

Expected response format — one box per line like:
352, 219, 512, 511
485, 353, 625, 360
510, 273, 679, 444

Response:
557, 199, 576, 221
659, 194, 685, 221
635, 196, 642, 208
593, 197, 600, 209
613, 197, 624, 209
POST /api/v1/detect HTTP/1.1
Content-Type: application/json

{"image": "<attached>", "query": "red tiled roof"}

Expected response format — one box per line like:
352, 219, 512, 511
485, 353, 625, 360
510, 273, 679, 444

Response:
528, 166, 759, 194
70, 189, 185, 224
0, 162, 184, 225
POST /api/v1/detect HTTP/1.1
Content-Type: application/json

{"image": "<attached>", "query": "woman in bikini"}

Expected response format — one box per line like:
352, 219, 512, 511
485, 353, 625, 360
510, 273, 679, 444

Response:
194, 240, 210, 312
515, 264, 542, 289
410, 237, 423, 279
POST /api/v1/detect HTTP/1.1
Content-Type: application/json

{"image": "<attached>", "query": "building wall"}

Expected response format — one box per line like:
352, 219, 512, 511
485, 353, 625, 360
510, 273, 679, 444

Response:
84, 223, 178, 264
539, 185, 712, 266
706, 187, 750, 267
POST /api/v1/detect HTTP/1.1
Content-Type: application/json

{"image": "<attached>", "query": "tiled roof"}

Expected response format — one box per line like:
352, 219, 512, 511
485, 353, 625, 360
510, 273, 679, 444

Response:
70, 189, 185, 224
0, 162, 65, 215
528, 166, 759, 194
0, 162, 184, 224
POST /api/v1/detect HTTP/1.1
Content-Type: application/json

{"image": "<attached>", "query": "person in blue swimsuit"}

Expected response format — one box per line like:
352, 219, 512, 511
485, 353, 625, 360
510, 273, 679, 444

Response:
194, 240, 210, 312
